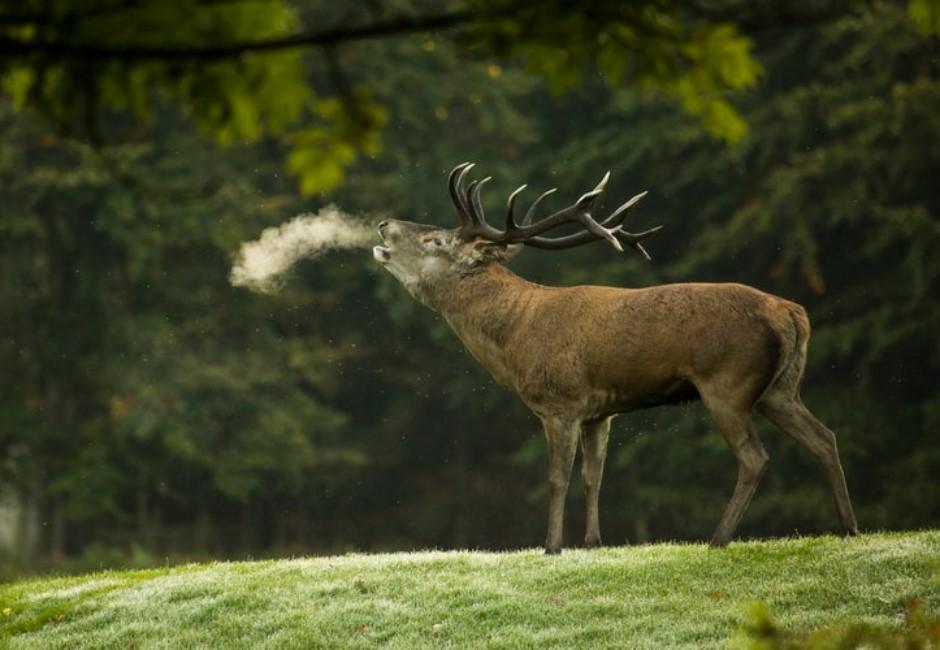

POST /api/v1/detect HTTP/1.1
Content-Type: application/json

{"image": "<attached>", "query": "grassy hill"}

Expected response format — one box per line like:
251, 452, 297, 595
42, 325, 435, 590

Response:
1, 531, 938, 649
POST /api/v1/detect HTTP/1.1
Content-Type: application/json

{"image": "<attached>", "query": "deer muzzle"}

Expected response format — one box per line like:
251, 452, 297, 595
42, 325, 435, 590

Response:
373, 220, 391, 263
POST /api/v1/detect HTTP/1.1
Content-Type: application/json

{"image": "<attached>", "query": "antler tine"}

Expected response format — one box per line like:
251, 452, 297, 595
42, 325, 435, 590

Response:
457, 161, 474, 176
575, 171, 610, 208
449, 164, 505, 240
448, 161, 471, 187
604, 190, 648, 227
519, 188, 660, 259
614, 225, 663, 260
525, 224, 663, 256
455, 163, 476, 203
522, 188, 557, 225
505, 184, 527, 230
448, 162, 473, 227
460, 179, 479, 230
511, 171, 622, 251
579, 220, 623, 253
469, 176, 492, 227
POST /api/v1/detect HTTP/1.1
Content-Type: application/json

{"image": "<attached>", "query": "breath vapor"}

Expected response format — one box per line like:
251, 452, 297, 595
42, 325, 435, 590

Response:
230, 206, 376, 293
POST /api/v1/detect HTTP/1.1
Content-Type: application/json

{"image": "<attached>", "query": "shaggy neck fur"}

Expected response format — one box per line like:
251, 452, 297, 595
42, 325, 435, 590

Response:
418, 264, 542, 385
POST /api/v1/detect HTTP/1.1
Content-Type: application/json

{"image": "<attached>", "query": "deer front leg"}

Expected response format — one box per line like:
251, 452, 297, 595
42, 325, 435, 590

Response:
542, 416, 580, 555
580, 417, 612, 548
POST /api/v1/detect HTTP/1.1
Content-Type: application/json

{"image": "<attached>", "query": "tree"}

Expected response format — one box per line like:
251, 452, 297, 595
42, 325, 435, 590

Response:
0, 104, 361, 561
0, 0, 765, 195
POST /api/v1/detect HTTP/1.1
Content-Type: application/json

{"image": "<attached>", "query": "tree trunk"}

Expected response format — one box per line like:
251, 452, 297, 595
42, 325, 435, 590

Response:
452, 427, 469, 548
49, 497, 66, 561
633, 516, 650, 544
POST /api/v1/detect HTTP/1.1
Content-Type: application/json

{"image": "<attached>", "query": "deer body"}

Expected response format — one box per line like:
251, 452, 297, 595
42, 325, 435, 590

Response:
434, 265, 792, 419
374, 164, 859, 553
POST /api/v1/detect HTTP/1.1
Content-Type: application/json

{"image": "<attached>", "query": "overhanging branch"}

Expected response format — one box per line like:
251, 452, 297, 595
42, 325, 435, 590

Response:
0, 3, 852, 63
0, 10, 472, 61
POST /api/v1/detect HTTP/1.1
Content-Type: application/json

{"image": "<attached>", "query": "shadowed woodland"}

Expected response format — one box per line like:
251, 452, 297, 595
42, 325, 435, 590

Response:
1, 0, 938, 576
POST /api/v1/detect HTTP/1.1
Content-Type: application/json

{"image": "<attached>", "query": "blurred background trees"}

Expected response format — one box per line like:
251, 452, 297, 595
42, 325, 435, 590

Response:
0, 0, 938, 575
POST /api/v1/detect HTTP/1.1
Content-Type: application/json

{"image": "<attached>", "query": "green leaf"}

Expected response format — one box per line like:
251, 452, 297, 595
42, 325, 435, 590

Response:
909, 0, 940, 34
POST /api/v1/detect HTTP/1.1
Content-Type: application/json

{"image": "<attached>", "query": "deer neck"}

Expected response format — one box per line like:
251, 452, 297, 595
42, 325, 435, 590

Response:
425, 264, 536, 385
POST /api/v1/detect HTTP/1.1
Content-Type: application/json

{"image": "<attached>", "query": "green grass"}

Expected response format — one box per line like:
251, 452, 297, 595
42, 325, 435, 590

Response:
1, 531, 938, 649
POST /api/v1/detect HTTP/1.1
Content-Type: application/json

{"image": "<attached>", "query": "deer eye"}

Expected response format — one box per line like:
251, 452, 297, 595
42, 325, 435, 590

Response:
424, 237, 444, 247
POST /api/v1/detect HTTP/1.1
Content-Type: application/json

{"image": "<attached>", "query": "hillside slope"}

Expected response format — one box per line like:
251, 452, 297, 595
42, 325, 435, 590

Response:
2, 531, 938, 649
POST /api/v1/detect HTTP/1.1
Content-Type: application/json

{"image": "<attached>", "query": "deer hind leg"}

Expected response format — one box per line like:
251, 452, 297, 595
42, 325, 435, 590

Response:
580, 417, 612, 549
701, 393, 769, 547
541, 416, 580, 555
758, 391, 859, 536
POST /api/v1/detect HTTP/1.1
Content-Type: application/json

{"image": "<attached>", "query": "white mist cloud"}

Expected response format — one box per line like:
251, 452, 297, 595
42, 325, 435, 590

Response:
230, 206, 376, 293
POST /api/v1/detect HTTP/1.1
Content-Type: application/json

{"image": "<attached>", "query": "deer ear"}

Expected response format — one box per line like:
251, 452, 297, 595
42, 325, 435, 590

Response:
501, 242, 523, 261
469, 239, 523, 263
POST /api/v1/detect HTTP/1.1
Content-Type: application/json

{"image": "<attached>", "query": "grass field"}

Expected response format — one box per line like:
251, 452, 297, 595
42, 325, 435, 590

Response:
1, 531, 938, 648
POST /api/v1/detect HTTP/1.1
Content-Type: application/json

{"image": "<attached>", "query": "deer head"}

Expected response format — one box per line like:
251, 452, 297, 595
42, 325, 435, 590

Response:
372, 219, 518, 303
373, 162, 663, 304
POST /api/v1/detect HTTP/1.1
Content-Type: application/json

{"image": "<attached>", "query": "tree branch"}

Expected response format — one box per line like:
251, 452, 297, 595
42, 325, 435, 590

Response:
0, 0, 294, 27
692, 0, 853, 33
0, 10, 472, 61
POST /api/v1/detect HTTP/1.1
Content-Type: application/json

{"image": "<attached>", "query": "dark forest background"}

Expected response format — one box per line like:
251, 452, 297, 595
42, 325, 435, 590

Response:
1, 0, 938, 577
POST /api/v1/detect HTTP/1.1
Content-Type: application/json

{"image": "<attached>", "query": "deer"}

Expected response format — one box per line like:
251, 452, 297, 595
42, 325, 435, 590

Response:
372, 162, 859, 554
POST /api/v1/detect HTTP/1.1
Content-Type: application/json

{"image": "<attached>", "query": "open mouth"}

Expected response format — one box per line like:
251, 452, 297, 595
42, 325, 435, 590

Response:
373, 244, 390, 263
373, 222, 392, 263
373, 224, 391, 263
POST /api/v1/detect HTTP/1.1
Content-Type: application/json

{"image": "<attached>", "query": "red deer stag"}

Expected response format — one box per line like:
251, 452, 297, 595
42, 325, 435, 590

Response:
373, 162, 859, 553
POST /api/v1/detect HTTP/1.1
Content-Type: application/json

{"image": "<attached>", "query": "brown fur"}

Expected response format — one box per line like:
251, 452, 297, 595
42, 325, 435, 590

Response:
375, 219, 859, 553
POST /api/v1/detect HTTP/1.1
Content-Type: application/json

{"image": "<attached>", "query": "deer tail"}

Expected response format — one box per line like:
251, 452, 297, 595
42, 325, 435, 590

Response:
765, 303, 811, 401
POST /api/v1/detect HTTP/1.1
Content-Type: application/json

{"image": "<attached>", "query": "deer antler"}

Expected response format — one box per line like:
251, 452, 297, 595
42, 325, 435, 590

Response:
447, 162, 661, 260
